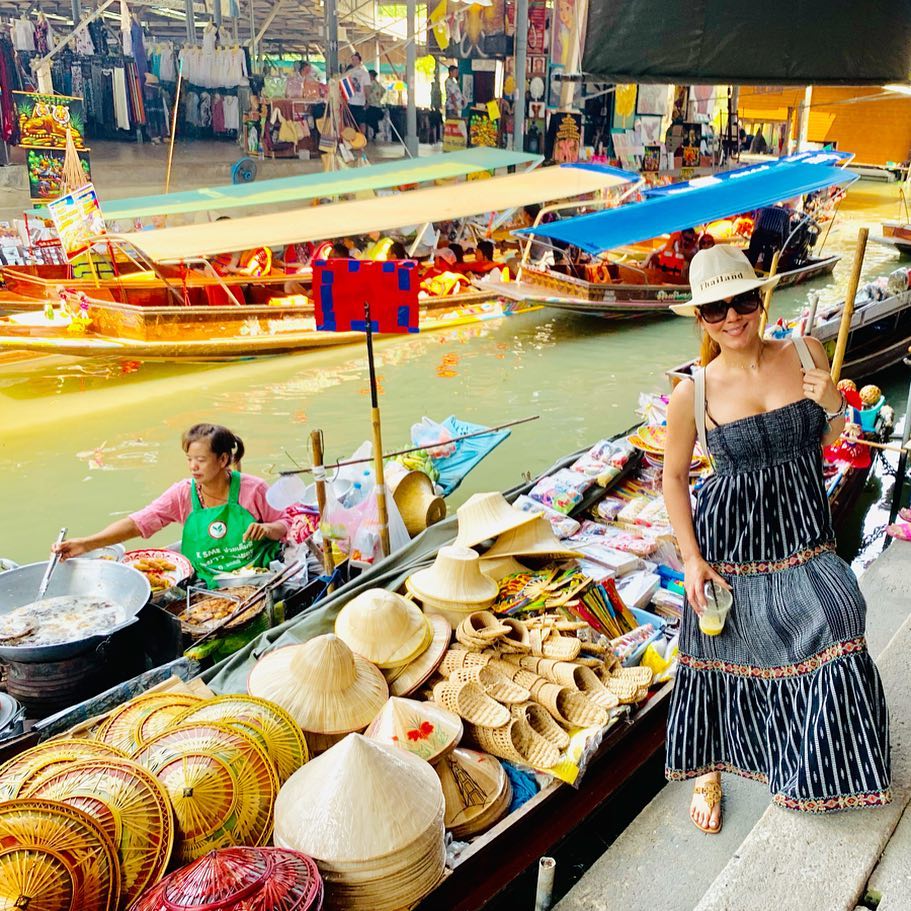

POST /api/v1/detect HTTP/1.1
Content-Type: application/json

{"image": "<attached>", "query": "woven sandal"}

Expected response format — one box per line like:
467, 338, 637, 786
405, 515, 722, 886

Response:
451, 665, 532, 704
439, 648, 492, 677
432, 680, 510, 728
615, 666, 654, 687
498, 618, 531, 653
457, 611, 510, 646
691, 778, 723, 834
469, 719, 561, 770
511, 701, 570, 749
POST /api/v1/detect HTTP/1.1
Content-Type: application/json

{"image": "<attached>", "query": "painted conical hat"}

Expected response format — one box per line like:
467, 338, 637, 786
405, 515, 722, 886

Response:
454, 492, 537, 548
364, 697, 463, 763
247, 634, 388, 735
482, 516, 581, 559
406, 545, 499, 606
435, 747, 509, 838
274, 733, 444, 864
388, 613, 451, 697
335, 589, 432, 669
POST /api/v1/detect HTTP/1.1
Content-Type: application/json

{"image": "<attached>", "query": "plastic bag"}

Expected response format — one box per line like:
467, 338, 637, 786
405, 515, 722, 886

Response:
349, 486, 411, 567
411, 417, 456, 459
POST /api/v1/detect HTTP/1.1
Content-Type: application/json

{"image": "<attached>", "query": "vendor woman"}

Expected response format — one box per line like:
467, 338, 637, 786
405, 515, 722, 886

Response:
54, 424, 287, 585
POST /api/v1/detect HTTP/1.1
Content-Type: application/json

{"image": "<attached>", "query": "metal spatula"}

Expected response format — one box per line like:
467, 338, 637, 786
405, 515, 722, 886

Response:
36, 528, 67, 600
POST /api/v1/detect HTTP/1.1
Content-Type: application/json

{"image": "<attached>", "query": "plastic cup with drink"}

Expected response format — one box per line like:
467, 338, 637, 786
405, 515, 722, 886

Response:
698, 580, 732, 636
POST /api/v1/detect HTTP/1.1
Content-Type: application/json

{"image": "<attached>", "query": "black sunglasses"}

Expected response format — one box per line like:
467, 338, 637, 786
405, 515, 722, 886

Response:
697, 290, 763, 325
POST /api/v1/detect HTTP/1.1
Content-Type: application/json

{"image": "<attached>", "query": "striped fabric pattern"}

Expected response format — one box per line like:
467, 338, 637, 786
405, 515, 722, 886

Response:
666, 399, 892, 812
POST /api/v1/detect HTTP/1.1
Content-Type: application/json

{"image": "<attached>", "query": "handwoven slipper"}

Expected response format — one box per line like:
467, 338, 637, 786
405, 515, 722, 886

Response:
511, 701, 570, 749
460, 611, 510, 642
511, 668, 547, 693
615, 666, 654, 687
469, 719, 561, 770
433, 680, 510, 728
450, 665, 532, 704
439, 648, 492, 677
691, 778, 723, 834
497, 618, 531, 653
531, 682, 577, 727
555, 690, 609, 728
576, 656, 603, 668
605, 675, 640, 704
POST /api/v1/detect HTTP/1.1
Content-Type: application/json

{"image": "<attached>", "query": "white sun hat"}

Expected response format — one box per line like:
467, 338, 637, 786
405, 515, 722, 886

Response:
670, 244, 781, 316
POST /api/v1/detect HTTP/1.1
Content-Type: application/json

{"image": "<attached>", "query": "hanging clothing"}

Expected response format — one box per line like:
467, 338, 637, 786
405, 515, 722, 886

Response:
130, 20, 148, 81
33, 17, 50, 55
74, 26, 95, 57
665, 339, 892, 813
223, 95, 239, 131
112, 66, 131, 130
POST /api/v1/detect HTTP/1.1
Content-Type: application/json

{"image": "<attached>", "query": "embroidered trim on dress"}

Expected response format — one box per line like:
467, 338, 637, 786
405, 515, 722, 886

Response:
710, 541, 835, 576
665, 764, 893, 814
679, 636, 867, 679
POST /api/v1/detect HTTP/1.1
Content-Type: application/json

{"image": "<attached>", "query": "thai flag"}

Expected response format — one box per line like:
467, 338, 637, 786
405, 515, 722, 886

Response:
340, 77, 355, 101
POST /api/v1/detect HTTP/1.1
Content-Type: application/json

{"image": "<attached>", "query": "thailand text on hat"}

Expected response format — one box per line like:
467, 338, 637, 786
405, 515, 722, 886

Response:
670, 244, 780, 316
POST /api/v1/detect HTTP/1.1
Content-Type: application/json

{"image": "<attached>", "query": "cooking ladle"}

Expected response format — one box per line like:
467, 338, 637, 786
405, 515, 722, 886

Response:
36, 528, 67, 600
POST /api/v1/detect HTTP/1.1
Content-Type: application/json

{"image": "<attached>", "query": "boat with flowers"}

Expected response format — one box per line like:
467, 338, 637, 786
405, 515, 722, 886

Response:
508, 154, 856, 318
0, 163, 634, 360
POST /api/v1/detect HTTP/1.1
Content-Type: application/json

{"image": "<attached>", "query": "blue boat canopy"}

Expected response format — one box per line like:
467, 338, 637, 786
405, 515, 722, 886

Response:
516, 160, 858, 255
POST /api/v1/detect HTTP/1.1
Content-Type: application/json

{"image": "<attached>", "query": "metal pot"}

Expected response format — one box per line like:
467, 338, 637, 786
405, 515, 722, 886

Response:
0, 559, 150, 662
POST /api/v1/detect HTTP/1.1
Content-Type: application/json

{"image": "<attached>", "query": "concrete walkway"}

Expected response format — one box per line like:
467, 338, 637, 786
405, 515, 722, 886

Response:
555, 540, 911, 911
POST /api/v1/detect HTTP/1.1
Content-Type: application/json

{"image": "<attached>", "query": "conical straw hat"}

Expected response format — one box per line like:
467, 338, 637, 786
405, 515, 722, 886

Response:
274, 733, 444, 864
479, 555, 529, 581
247, 634, 388, 735
435, 747, 508, 838
388, 613, 451, 697
482, 516, 581, 560
364, 697, 463, 763
335, 589, 432, 669
454, 492, 537, 548
391, 471, 446, 537
406, 545, 498, 608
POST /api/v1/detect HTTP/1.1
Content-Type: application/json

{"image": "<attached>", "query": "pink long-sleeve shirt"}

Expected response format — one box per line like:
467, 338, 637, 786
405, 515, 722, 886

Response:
130, 474, 289, 539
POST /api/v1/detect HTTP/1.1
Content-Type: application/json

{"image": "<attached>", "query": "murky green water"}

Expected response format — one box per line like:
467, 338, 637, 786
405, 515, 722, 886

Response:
2, 179, 908, 562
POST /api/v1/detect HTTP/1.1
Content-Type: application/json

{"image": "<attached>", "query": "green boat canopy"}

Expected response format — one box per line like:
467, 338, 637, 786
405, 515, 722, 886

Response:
101, 149, 542, 222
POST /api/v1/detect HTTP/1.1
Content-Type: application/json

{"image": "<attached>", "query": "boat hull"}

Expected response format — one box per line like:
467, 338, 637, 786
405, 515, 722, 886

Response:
519, 256, 840, 318
0, 292, 534, 360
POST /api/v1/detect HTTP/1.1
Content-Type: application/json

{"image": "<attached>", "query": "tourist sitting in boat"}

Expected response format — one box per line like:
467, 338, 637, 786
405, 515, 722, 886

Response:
53, 424, 288, 586
698, 232, 715, 250
474, 240, 496, 263
645, 228, 699, 277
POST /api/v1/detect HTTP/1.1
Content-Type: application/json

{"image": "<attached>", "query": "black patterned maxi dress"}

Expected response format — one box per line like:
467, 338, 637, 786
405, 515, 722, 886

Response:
665, 397, 892, 812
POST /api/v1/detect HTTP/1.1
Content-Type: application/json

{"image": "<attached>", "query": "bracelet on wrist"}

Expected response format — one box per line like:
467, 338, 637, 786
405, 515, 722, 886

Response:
823, 392, 846, 422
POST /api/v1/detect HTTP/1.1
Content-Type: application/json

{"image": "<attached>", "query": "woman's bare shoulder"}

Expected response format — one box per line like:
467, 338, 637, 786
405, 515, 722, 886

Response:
668, 378, 695, 414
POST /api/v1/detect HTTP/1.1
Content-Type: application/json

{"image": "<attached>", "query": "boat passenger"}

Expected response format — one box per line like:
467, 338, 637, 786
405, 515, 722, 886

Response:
328, 242, 351, 259
54, 424, 287, 586
646, 228, 698, 276
474, 240, 496, 263
388, 241, 409, 260
697, 232, 715, 250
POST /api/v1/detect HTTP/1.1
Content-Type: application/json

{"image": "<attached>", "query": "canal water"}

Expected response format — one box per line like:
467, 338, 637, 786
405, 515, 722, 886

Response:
1, 179, 908, 562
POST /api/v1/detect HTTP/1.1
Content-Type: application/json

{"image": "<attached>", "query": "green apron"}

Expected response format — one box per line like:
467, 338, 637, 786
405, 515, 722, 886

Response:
181, 471, 280, 586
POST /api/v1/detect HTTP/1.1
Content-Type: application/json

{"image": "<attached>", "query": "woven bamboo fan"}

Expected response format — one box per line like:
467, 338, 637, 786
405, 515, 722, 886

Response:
173, 695, 309, 784
130, 846, 323, 911
96, 693, 204, 754
0, 738, 128, 800
0, 797, 121, 911
24, 757, 174, 908
132, 722, 278, 864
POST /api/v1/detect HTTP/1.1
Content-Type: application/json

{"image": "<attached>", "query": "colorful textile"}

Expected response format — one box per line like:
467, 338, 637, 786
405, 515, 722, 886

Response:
666, 397, 892, 812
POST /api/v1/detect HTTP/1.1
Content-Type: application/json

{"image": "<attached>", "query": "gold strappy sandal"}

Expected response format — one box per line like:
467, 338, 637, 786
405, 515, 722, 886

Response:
691, 778, 723, 834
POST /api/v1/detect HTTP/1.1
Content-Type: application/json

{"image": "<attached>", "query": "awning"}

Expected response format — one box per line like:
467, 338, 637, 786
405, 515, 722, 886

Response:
112, 163, 638, 263
516, 161, 858, 255
101, 149, 543, 221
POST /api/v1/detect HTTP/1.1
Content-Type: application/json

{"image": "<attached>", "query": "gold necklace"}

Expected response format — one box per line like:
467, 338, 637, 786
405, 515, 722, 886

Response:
724, 340, 765, 371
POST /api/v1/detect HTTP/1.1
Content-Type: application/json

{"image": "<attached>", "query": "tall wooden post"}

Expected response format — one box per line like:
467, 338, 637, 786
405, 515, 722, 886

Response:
831, 228, 868, 382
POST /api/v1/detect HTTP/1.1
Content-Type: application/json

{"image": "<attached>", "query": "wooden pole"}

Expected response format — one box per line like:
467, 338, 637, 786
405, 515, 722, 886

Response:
164, 64, 184, 195
758, 249, 781, 337
364, 300, 391, 558
310, 429, 336, 587
831, 227, 869, 382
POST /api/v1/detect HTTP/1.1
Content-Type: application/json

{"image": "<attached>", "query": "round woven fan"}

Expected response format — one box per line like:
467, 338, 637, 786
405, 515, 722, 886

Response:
130, 846, 323, 911
0, 738, 128, 800
96, 693, 204, 754
173, 695, 309, 783
0, 797, 121, 911
132, 722, 278, 864
24, 758, 174, 908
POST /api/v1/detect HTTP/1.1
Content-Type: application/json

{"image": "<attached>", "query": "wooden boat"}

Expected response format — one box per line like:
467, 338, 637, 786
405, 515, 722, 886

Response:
0, 163, 635, 359
874, 221, 911, 255
513, 156, 856, 318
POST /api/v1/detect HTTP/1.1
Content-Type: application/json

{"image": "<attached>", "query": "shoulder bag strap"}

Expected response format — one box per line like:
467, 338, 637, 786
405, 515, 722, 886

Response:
792, 335, 816, 372
693, 368, 710, 459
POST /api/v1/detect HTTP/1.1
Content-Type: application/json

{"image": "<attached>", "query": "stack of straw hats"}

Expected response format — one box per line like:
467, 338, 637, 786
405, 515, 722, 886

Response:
386, 612, 451, 697
454, 492, 537, 548
481, 515, 580, 560
247, 634, 388, 755
274, 733, 445, 911
435, 746, 511, 839
391, 470, 446, 537
364, 696, 462, 764
406, 545, 498, 627
335, 589, 432, 670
